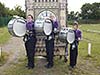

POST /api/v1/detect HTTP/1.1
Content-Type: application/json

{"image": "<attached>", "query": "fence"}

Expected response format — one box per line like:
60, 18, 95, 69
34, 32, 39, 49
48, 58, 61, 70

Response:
0, 16, 12, 27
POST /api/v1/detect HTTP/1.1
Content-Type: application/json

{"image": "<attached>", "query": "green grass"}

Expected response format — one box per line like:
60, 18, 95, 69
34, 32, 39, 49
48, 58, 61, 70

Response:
0, 52, 9, 66
0, 24, 100, 75
0, 27, 11, 45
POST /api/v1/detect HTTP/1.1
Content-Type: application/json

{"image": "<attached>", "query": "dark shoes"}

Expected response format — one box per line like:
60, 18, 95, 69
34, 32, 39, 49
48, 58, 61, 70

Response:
26, 65, 34, 69
64, 58, 68, 63
45, 64, 53, 69
69, 65, 76, 70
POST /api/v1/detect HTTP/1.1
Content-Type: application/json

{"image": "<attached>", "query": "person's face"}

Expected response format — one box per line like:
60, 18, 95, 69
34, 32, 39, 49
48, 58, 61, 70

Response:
73, 25, 78, 30
27, 16, 33, 22
50, 15, 54, 20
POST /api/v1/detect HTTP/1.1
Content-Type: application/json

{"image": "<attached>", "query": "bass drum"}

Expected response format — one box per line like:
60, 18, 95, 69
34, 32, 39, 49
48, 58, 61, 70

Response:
58, 27, 75, 43
34, 18, 53, 36
34, 18, 44, 35
43, 19, 52, 36
67, 29, 75, 44
8, 18, 26, 37
58, 27, 69, 43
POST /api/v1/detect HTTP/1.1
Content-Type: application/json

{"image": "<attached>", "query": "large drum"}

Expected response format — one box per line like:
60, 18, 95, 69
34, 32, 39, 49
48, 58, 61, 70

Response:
58, 27, 75, 44
58, 27, 69, 43
8, 18, 26, 37
34, 18, 53, 36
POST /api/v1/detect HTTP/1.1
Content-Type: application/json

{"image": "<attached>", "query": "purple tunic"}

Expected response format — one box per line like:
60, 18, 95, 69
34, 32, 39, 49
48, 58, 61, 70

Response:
26, 21, 34, 30
53, 20, 59, 28
74, 29, 82, 41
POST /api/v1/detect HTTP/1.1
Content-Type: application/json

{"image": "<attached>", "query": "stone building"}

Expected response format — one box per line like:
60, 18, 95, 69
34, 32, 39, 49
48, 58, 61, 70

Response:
25, 0, 68, 26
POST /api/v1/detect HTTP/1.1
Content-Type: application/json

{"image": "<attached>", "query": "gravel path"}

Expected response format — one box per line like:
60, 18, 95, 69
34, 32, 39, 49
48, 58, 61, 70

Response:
0, 37, 25, 73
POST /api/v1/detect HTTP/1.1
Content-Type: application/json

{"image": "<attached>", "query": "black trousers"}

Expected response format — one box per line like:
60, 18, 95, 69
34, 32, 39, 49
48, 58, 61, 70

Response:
70, 42, 78, 67
25, 37, 37, 67
45, 39, 54, 65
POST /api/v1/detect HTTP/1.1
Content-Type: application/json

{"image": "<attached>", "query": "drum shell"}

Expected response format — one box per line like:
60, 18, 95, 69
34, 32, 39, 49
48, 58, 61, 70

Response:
8, 19, 17, 36
34, 19, 53, 36
34, 19, 44, 36
8, 18, 26, 37
58, 27, 69, 43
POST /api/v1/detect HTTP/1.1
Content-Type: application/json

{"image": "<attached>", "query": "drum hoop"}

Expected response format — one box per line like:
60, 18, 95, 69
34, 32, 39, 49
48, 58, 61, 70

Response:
13, 18, 26, 37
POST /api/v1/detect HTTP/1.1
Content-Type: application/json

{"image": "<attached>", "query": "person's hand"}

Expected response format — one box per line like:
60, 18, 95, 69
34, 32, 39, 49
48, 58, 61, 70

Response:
78, 37, 81, 41
54, 28, 59, 33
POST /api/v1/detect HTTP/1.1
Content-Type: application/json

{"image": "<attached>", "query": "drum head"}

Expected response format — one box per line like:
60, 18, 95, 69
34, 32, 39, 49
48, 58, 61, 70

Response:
8, 18, 26, 37
67, 30, 75, 44
43, 19, 52, 36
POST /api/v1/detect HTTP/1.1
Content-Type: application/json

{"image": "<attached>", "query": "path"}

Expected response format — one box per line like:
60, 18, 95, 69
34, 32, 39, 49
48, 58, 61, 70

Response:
0, 37, 25, 73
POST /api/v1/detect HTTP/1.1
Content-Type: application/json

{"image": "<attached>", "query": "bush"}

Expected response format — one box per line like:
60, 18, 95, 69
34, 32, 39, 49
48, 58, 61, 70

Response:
79, 19, 100, 24
68, 19, 100, 25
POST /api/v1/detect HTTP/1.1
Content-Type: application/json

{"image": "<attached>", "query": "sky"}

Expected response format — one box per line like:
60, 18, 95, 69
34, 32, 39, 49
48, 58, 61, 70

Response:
0, 0, 100, 12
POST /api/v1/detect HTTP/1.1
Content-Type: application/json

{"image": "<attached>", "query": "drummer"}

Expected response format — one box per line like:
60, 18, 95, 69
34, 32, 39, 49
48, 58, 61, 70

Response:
45, 16, 58, 69
23, 14, 37, 69
69, 21, 82, 69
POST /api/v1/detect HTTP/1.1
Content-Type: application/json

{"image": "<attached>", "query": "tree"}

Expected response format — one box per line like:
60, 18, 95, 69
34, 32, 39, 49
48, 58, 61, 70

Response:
81, 2, 100, 20
0, 2, 6, 16
12, 5, 25, 18
68, 11, 75, 20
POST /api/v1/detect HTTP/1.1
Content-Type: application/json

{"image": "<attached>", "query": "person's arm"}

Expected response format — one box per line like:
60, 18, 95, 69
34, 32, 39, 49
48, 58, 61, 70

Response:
53, 21, 59, 33
78, 30, 82, 41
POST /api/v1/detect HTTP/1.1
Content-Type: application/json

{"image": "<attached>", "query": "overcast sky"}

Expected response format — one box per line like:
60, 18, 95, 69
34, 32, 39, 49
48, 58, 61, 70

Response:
0, 0, 100, 12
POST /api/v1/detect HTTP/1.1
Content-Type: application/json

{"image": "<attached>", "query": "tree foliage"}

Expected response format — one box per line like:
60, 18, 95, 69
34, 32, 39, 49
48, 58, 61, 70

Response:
0, 2, 25, 18
81, 2, 100, 20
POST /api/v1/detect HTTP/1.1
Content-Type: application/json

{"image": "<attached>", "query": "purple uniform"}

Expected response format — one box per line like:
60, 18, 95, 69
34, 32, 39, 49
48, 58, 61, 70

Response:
70, 29, 82, 68
53, 20, 59, 28
26, 21, 34, 30
74, 29, 82, 42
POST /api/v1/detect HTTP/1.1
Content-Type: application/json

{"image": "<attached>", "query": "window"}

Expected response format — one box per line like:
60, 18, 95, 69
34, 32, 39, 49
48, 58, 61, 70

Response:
38, 0, 40, 2
56, 0, 58, 2
35, 0, 37, 2
52, 0, 54, 2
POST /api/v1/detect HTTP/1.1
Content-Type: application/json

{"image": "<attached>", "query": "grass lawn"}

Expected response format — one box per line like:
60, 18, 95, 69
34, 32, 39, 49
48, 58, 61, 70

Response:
0, 27, 10, 67
0, 52, 9, 66
0, 27, 11, 45
0, 24, 100, 75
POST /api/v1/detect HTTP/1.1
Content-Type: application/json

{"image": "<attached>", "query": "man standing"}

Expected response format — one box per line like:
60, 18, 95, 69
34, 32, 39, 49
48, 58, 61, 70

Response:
70, 21, 82, 68
45, 16, 58, 69
23, 14, 37, 69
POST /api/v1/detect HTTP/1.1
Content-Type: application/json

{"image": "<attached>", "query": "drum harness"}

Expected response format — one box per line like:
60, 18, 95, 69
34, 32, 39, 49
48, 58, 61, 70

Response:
23, 30, 36, 42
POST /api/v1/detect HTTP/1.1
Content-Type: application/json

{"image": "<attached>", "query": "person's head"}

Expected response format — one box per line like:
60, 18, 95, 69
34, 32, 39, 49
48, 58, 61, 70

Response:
27, 14, 33, 22
73, 21, 79, 30
50, 15, 55, 21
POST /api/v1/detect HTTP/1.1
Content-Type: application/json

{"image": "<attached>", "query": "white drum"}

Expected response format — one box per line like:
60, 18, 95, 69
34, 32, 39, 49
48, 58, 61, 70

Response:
58, 27, 75, 44
34, 18, 44, 35
58, 27, 69, 43
67, 29, 75, 44
34, 18, 53, 36
43, 19, 52, 36
8, 18, 26, 37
